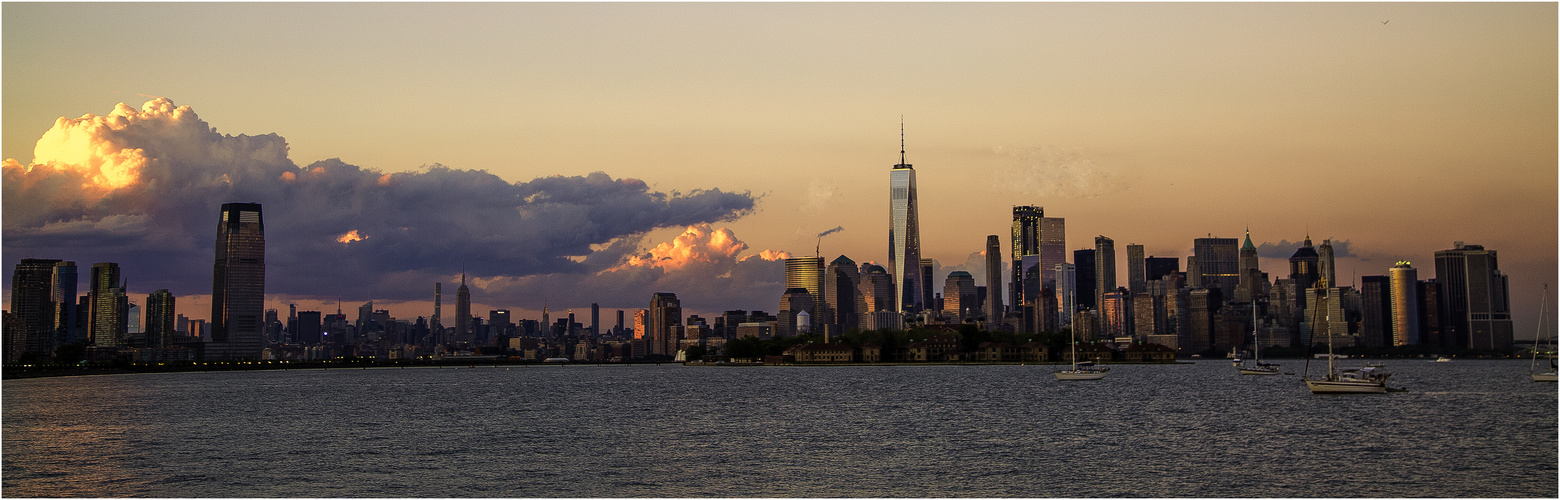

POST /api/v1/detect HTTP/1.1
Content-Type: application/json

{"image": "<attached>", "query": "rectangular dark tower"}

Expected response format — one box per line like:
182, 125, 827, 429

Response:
212, 202, 265, 359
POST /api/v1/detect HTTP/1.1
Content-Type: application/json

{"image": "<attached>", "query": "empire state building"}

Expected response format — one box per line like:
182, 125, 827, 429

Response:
889, 123, 923, 312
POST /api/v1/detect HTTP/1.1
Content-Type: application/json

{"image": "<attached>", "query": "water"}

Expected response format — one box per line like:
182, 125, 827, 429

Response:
3, 360, 1555, 497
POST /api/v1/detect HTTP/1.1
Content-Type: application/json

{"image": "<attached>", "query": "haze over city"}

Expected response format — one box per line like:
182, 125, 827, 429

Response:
3, 2, 1555, 336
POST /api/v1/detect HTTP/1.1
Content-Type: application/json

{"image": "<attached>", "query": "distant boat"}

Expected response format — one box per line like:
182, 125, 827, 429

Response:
1238, 302, 1280, 376
1303, 286, 1389, 394
1531, 284, 1557, 382
543, 357, 570, 363
1055, 329, 1108, 381
1434, 356, 1452, 363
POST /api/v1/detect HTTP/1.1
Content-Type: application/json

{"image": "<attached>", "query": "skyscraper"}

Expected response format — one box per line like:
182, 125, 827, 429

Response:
786, 256, 827, 331
1011, 206, 1042, 309
432, 282, 443, 336
9, 258, 61, 362
1126, 244, 1146, 295
590, 303, 600, 338
1193, 236, 1239, 298
1389, 262, 1421, 346
888, 122, 923, 312
1288, 236, 1320, 315
1434, 243, 1513, 351
88, 262, 127, 349
1318, 239, 1337, 291
456, 270, 471, 344
52, 261, 78, 346
1360, 275, 1392, 348
1235, 230, 1262, 303
145, 289, 176, 349
648, 292, 681, 356
1074, 249, 1097, 311
211, 202, 264, 359
1095, 236, 1116, 315
943, 271, 977, 321
824, 255, 863, 333
985, 235, 1004, 324
1054, 262, 1077, 332
1040, 217, 1067, 290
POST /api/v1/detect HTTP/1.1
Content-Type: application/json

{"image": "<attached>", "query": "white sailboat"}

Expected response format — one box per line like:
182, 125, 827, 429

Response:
1055, 327, 1108, 380
1304, 285, 1389, 394
1531, 284, 1556, 382
1239, 301, 1280, 375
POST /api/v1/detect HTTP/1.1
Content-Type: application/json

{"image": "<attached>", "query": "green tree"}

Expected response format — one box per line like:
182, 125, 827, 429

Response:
685, 345, 708, 362
52, 343, 85, 365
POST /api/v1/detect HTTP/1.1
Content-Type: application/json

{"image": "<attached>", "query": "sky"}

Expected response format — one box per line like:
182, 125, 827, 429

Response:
3, 2, 1556, 338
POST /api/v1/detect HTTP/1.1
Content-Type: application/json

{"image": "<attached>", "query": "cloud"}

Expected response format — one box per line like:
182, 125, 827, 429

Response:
3, 98, 760, 306
991, 145, 1124, 198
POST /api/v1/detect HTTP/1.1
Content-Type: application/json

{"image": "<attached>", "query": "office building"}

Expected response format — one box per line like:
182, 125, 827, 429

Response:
778, 288, 816, 337
1055, 263, 1076, 332
1074, 249, 1097, 311
985, 235, 1004, 324
1011, 206, 1042, 309
145, 289, 176, 349
211, 202, 265, 359
888, 124, 923, 312
943, 271, 977, 322
1040, 217, 1067, 290
1095, 236, 1116, 315
1288, 236, 1320, 315
1434, 243, 1513, 351
88, 262, 128, 349
52, 261, 78, 346
1319, 239, 1337, 291
860, 263, 893, 313
1126, 244, 1146, 295
648, 292, 682, 356
1359, 275, 1392, 348
1193, 236, 1239, 299
296, 311, 323, 345
1389, 262, 1421, 346
455, 270, 471, 343
825, 256, 863, 333
1236, 230, 1262, 303
9, 258, 61, 362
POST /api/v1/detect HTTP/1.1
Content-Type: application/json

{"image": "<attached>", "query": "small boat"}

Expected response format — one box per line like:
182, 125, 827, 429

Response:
1531, 284, 1557, 382
1434, 356, 1452, 362
1055, 329, 1108, 381
1303, 285, 1389, 394
1238, 302, 1280, 376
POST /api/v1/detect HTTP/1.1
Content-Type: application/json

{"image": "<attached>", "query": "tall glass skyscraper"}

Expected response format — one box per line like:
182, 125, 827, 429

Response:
1010, 206, 1041, 309
985, 235, 1003, 324
1389, 262, 1421, 346
888, 124, 922, 312
211, 202, 265, 359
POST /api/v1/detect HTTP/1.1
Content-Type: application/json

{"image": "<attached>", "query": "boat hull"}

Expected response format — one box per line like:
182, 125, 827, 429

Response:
1532, 372, 1558, 382
1239, 367, 1282, 375
1055, 370, 1108, 380
1306, 379, 1386, 394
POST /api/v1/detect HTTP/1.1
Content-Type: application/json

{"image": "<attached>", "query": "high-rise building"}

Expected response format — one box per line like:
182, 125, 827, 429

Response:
1040, 217, 1066, 290
1318, 239, 1337, 291
145, 289, 176, 349
778, 288, 816, 337
1145, 257, 1180, 282
985, 235, 1004, 325
1126, 244, 1146, 295
590, 303, 600, 338
888, 123, 923, 312
88, 262, 127, 349
860, 264, 893, 313
920, 258, 935, 309
1054, 263, 1077, 332
824, 256, 863, 333
1236, 230, 1262, 303
211, 202, 265, 359
455, 270, 471, 343
616, 310, 626, 336
1095, 236, 1116, 315
51, 261, 78, 346
432, 282, 443, 335
1389, 262, 1421, 346
648, 292, 681, 356
296, 310, 323, 345
1434, 243, 1513, 351
943, 271, 977, 321
1011, 206, 1042, 309
1288, 236, 1320, 315
1193, 236, 1239, 299
9, 258, 61, 362
1359, 275, 1392, 348
1074, 249, 1097, 311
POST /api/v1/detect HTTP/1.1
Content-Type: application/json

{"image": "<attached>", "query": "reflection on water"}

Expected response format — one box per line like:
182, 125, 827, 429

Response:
4, 360, 1556, 497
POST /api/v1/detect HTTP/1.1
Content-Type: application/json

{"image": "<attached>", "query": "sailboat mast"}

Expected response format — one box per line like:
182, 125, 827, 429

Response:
1533, 284, 1548, 373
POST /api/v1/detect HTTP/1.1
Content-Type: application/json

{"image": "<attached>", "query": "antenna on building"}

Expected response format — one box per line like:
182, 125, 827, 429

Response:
899, 115, 906, 166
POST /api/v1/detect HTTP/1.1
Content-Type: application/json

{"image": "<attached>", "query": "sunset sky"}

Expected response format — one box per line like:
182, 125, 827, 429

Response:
4, 3, 1555, 337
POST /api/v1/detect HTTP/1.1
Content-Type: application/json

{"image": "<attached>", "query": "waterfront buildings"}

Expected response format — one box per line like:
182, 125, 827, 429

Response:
88, 262, 127, 350
8, 258, 61, 362
145, 289, 176, 349
1127, 244, 1146, 295
1095, 236, 1116, 316
943, 271, 977, 322
456, 271, 471, 344
210, 202, 265, 359
1011, 206, 1041, 309
648, 292, 682, 356
1193, 236, 1239, 301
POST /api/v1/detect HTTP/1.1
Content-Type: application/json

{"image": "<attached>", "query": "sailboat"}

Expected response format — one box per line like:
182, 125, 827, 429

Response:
1055, 327, 1108, 380
1239, 302, 1280, 375
1531, 284, 1556, 382
1303, 284, 1389, 394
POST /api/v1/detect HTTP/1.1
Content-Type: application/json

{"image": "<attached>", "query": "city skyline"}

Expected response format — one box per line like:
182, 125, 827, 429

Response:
2, 3, 1555, 336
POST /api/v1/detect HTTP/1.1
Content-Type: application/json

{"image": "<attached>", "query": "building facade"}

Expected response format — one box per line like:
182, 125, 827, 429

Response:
211, 202, 265, 359
888, 128, 923, 313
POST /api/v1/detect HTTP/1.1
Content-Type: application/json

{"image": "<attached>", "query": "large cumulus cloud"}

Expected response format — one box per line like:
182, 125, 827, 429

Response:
3, 98, 763, 305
